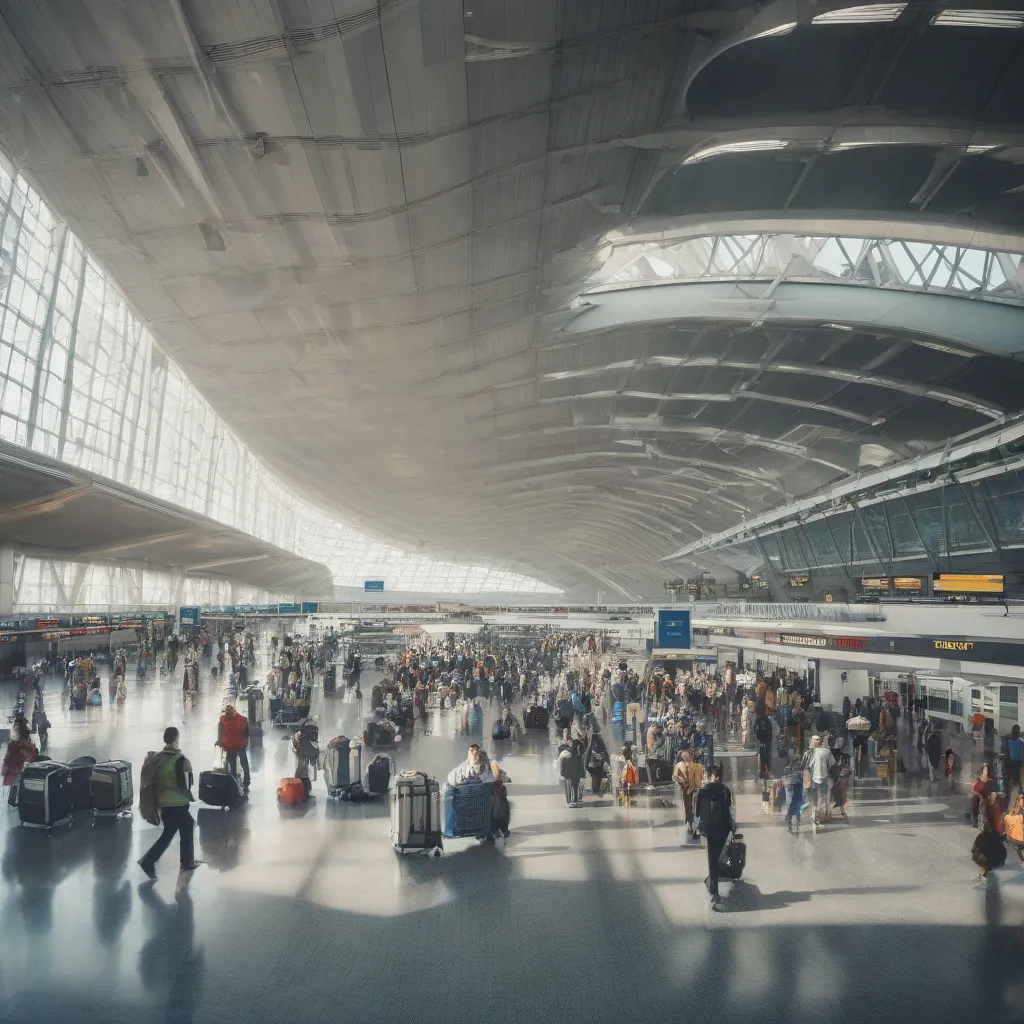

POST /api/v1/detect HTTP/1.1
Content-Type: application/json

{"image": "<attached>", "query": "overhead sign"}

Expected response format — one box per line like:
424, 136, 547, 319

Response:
655, 609, 691, 650
364, 580, 385, 593
179, 606, 201, 626
278, 603, 301, 614
301, 602, 320, 614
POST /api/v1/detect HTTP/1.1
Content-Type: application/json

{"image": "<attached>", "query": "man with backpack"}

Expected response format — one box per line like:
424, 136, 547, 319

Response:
138, 726, 200, 880
695, 763, 734, 912
216, 703, 250, 793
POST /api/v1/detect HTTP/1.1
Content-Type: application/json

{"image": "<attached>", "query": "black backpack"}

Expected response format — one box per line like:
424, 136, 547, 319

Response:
699, 786, 726, 831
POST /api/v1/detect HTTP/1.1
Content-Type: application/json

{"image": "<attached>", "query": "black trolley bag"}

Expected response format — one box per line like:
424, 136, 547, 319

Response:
391, 770, 443, 855
198, 761, 244, 810
90, 759, 133, 817
524, 704, 549, 730
17, 761, 73, 829
68, 755, 98, 811
718, 832, 746, 880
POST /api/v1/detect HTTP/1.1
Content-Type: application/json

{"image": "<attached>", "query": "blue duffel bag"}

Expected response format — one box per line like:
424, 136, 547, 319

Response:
612, 701, 624, 722
443, 781, 493, 838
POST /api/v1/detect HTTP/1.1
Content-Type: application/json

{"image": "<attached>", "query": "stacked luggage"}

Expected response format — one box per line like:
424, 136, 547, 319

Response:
322, 735, 362, 799
442, 779, 493, 839
391, 770, 443, 855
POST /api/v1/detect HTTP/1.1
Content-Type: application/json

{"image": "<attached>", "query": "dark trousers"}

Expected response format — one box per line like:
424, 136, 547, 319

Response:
141, 805, 194, 868
706, 832, 728, 896
226, 748, 251, 788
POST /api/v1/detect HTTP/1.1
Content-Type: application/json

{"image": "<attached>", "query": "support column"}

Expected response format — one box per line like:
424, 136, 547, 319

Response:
0, 543, 14, 615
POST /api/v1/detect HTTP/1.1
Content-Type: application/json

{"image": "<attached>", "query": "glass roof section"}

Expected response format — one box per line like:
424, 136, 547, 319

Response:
585, 233, 1024, 306
0, 152, 558, 595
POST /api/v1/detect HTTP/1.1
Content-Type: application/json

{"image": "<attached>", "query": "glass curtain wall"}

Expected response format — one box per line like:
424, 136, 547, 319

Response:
0, 153, 557, 596
11, 556, 291, 613
740, 472, 1024, 575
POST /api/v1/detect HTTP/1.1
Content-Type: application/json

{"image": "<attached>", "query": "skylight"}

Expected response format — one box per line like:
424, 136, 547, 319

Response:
931, 9, 1024, 27
812, 4, 906, 24
683, 139, 788, 164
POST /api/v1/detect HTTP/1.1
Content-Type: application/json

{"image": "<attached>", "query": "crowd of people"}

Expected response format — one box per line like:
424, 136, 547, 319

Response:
5, 623, 1024, 903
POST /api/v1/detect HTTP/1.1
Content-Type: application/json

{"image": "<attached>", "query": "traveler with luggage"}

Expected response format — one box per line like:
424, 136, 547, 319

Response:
925, 726, 943, 783
804, 735, 835, 826
447, 743, 493, 787
216, 703, 251, 793
32, 705, 51, 750
490, 760, 511, 838
694, 763, 735, 911
137, 727, 200, 879
291, 719, 320, 798
558, 736, 585, 807
2, 718, 38, 801
673, 748, 704, 839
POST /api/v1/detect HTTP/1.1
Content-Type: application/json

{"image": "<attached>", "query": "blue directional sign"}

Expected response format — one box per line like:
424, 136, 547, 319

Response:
178, 606, 201, 626
364, 580, 385, 593
656, 609, 691, 649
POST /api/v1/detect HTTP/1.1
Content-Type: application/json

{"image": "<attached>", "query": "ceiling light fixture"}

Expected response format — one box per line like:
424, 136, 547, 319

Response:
966, 143, 999, 153
931, 9, 1024, 27
683, 139, 788, 164
812, 4, 906, 24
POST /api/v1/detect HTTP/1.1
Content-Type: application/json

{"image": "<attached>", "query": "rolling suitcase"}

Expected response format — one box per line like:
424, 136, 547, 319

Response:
718, 834, 746, 880
640, 758, 673, 786
323, 735, 361, 797
391, 771, 443, 855
68, 755, 98, 811
442, 780, 493, 838
277, 777, 305, 805
363, 753, 394, 796
524, 704, 549, 730
90, 759, 133, 817
17, 761, 73, 829
198, 768, 244, 809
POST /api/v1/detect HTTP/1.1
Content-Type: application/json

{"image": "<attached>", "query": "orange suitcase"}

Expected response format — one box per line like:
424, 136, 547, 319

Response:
277, 777, 305, 805
1005, 812, 1024, 846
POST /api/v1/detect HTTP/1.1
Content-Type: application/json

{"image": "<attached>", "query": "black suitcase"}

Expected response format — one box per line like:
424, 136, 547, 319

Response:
68, 755, 98, 811
641, 759, 673, 786
363, 753, 393, 796
718, 835, 746, 880
198, 769, 244, 809
17, 761, 73, 829
90, 759, 133, 816
524, 705, 549, 730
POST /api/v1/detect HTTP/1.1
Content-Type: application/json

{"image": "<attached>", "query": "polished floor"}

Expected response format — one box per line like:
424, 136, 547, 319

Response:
2, 666, 1023, 1024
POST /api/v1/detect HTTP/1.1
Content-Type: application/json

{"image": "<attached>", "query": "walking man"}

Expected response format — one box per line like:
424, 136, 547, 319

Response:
138, 726, 200, 880
695, 763, 734, 911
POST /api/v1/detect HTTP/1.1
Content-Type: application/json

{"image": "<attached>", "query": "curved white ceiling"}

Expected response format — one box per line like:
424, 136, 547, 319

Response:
1, 1, 1023, 598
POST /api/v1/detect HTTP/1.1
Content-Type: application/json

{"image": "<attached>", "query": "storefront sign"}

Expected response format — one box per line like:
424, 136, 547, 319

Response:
833, 636, 869, 650
35, 617, 60, 628
778, 634, 829, 648
933, 640, 974, 652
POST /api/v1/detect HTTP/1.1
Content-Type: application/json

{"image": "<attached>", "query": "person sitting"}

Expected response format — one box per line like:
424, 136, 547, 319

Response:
447, 743, 493, 787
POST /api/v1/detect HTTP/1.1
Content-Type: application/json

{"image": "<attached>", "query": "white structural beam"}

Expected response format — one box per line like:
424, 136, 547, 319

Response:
559, 280, 1024, 357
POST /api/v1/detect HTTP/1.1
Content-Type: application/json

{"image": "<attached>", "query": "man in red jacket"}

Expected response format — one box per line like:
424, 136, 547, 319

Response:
216, 704, 250, 793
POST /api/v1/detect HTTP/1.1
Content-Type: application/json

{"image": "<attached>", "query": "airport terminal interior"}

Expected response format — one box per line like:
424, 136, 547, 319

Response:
2, 1, 1024, 1022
